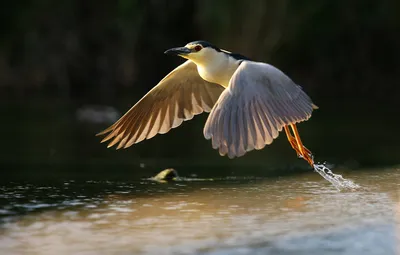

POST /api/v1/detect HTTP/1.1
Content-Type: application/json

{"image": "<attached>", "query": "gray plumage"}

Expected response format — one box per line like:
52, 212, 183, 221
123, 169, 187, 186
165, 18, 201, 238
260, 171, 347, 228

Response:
203, 61, 314, 158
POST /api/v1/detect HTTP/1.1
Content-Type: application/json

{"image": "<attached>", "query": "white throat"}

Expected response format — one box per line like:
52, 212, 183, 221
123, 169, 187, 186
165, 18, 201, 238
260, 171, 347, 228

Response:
189, 49, 241, 88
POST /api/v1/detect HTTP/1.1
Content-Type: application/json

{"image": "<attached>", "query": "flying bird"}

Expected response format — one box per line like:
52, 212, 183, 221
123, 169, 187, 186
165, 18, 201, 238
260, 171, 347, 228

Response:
97, 40, 318, 166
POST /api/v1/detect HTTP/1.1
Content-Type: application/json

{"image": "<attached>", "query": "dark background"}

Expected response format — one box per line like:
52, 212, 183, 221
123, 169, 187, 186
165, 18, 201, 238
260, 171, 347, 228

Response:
1, 0, 399, 179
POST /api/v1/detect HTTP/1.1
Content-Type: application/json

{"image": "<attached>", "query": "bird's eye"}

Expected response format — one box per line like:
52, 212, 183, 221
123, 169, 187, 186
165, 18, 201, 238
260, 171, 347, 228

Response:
194, 45, 202, 52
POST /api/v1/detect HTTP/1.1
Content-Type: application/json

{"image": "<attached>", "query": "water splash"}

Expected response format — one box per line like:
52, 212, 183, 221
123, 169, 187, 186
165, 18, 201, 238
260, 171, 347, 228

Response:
313, 162, 360, 191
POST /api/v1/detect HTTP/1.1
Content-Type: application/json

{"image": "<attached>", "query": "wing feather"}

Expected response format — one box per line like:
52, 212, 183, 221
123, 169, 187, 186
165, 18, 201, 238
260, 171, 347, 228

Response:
97, 60, 225, 149
204, 61, 317, 158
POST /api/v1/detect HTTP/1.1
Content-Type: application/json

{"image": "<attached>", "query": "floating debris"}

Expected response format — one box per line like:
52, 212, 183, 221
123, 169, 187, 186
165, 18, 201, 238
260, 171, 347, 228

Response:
149, 168, 179, 183
148, 168, 214, 183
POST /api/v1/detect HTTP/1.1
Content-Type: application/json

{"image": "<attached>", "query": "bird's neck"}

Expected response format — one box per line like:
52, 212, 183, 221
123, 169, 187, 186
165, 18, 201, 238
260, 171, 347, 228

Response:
194, 54, 241, 88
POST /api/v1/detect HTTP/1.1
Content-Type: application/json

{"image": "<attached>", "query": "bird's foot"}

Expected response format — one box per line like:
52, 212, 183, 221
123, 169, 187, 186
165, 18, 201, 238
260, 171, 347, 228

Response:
288, 137, 314, 166
285, 124, 315, 167
302, 151, 314, 167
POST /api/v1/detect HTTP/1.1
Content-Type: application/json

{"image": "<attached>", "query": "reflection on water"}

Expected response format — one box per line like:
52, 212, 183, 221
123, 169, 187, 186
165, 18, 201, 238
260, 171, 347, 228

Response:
0, 168, 399, 255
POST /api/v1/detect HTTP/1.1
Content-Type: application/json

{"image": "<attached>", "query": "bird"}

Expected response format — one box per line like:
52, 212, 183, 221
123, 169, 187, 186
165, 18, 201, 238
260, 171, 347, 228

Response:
96, 40, 318, 166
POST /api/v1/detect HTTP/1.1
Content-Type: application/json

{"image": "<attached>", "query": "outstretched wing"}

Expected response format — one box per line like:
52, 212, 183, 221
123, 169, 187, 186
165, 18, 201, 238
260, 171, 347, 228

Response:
203, 61, 317, 158
98, 60, 225, 149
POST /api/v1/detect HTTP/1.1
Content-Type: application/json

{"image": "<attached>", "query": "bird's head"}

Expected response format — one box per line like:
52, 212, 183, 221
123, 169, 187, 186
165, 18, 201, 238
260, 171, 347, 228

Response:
164, 40, 223, 65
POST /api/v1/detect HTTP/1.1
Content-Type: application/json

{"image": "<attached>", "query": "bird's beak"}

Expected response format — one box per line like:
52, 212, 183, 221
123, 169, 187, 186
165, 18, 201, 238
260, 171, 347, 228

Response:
164, 47, 191, 56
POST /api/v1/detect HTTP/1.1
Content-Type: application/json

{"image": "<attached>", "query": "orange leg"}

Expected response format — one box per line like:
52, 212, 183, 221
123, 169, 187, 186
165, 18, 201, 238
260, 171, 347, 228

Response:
284, 124, 314, 166
284, 126, 302, 157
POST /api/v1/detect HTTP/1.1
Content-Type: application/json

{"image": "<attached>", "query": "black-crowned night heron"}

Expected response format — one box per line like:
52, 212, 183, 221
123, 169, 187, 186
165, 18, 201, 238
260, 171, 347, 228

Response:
97, 40, 318, 166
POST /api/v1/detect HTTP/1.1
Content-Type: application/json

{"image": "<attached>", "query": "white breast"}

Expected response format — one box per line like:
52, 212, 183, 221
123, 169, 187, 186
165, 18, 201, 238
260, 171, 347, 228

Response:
195, 53, 241, 88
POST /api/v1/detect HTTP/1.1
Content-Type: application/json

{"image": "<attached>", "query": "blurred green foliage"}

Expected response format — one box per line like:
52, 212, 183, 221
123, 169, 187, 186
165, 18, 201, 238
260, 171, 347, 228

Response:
1, 0, 400, 102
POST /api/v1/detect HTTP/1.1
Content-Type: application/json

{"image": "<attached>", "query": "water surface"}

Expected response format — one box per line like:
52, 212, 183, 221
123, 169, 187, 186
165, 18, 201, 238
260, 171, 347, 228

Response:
1, 167, 399, 255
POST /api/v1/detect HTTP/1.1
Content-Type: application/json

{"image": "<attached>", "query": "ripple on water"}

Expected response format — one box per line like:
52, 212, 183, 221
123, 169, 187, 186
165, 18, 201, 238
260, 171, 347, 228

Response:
1, 169, 400, 255
109, 207, 136, 213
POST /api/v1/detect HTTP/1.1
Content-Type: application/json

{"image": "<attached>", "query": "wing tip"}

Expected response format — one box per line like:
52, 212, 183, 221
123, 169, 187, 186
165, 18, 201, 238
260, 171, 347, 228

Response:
99, 133, 115, 144
96, 130, 109, 137
204, 134, 212, 140
96, 123, 117, 137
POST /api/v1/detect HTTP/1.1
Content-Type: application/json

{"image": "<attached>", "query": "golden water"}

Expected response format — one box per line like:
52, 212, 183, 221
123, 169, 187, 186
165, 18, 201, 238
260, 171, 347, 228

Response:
1, 168, 399, 255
